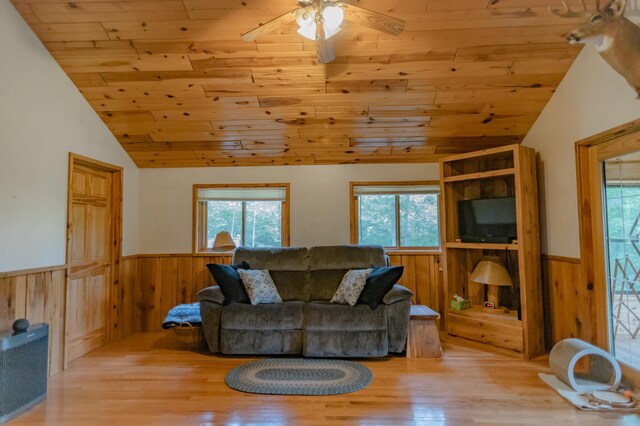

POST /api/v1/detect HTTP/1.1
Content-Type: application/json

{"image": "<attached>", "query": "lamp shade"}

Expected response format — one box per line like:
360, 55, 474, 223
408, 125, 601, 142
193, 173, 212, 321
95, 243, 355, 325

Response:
469, 258, 513, 287
212, 231, 236, 252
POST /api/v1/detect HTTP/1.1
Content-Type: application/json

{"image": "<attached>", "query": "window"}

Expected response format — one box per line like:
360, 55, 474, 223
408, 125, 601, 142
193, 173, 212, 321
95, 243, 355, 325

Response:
603, 178, 640, 369
193, 184, 290, 253
350, 182, 440, 250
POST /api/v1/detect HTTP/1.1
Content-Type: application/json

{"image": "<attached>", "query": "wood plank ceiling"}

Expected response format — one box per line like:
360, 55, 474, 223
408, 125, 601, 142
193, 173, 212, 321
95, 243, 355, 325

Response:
11, 0, 586, 167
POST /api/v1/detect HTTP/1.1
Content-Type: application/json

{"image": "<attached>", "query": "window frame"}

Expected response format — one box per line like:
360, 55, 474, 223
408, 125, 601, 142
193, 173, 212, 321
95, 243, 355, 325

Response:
349, 181, 441, 253
192, 183, 290, 254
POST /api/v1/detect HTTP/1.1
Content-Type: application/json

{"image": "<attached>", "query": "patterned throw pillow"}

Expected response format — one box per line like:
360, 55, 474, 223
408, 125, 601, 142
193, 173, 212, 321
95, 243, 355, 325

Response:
331, 269, 373, 306
237, 269, 283, 305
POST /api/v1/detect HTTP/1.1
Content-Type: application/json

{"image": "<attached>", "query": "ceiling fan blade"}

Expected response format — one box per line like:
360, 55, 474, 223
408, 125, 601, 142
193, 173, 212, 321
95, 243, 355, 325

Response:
316, 23, 336, 64
337, 2, 405, 36
241, 8, 299, 42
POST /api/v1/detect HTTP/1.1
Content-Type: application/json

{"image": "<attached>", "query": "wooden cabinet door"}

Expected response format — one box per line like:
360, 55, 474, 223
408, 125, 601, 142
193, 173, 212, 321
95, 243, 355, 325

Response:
66, 165, 112, 364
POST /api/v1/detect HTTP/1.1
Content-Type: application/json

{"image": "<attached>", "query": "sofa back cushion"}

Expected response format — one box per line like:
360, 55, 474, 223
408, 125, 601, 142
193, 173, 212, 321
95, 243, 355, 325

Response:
267, 271, 310, 301
309, 245, 387, 271
308, 246, 387, 301
309, 269, 348, 301
233, 247, 310, 301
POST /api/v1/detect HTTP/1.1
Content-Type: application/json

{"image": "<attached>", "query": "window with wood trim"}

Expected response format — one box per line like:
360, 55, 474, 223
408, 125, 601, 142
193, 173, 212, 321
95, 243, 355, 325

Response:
193, 184, 290, 253
350, 182, 440, 250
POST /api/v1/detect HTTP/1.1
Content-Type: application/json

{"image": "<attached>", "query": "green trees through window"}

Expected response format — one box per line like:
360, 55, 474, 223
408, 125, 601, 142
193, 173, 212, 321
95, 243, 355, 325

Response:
357, 189, 439, 249
195, 184, 288, 252
605, 185, 640, 275
359, 195, 396, 246
206, 201, 282, 249
206, 201, 242, 247
400, 194, 439, 247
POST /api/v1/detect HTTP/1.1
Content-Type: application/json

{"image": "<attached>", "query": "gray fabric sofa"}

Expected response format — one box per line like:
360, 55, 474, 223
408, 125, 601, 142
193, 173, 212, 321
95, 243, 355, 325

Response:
197, 245, 414, 357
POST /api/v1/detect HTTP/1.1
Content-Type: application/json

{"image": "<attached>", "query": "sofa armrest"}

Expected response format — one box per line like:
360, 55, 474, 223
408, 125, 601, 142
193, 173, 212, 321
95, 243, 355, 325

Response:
383, 284, 414, 305
197, 285, 225, 305
199, 299, 223, 353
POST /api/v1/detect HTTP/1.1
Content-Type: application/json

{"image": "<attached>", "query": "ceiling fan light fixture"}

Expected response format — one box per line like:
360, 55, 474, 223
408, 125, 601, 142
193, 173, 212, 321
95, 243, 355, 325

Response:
241, 1, 404, 64
324, 24, 341, 39
296, 3, 343, 41
297, 22, 341, 41
297, 22, 317, 40
296, 8, 315, 28
322, 6, 344, 29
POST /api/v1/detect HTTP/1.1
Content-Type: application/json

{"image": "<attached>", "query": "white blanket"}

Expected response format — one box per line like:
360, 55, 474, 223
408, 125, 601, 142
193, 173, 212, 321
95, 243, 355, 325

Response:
539, 373, 640, 412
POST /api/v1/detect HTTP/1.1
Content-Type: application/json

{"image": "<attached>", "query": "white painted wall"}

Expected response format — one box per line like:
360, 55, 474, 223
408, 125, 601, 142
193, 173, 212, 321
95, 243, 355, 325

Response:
0, 3, 139, 272
139, 164, 438, 253
523, 45, 640, 257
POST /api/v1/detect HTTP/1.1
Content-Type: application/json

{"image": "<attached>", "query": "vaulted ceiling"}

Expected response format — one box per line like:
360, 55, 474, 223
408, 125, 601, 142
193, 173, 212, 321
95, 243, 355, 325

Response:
11, 0, 586, 167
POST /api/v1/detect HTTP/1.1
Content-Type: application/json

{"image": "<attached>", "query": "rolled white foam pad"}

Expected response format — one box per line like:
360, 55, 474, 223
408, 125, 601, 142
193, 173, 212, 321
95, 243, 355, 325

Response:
549, 338, 621, 393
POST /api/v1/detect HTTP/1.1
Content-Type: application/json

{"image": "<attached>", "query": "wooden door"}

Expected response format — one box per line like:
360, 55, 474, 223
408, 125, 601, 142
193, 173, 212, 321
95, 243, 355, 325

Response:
66, 163, 113, 364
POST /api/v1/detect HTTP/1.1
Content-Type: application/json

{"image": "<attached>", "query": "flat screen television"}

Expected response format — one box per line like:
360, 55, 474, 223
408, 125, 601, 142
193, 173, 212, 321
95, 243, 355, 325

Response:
458, 197, 517, 243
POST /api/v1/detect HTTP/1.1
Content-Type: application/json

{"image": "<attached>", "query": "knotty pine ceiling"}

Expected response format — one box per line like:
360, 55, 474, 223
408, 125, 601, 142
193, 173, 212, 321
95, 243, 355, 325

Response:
12, 0, 586, 167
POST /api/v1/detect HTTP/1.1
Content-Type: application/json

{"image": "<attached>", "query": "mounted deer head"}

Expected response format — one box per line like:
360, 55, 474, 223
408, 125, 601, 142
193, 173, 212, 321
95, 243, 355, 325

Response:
550, 0, 640, 98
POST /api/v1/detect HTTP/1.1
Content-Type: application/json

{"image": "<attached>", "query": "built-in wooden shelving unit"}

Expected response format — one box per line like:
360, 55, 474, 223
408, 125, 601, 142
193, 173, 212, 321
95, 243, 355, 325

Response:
439, 144, 544, 359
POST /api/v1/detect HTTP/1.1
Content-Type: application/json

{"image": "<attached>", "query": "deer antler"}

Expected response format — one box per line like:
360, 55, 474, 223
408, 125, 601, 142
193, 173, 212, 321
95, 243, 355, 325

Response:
548, 0, 591, 17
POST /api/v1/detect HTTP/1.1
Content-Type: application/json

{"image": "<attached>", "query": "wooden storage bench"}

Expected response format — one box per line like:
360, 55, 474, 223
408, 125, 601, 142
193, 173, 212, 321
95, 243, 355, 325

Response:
407, 305, 443, 358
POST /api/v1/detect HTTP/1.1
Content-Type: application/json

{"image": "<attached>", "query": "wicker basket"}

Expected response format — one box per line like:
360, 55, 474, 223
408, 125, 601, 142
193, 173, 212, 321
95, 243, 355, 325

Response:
173, 322, 206, 350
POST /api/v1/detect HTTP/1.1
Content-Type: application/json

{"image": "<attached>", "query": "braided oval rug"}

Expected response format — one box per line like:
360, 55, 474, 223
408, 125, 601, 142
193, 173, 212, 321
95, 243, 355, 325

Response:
225, 358, 373, 396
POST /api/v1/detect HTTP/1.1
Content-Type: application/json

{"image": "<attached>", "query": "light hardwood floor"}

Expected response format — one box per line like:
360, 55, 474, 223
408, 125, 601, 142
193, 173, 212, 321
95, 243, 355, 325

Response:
12, 333, 635, 425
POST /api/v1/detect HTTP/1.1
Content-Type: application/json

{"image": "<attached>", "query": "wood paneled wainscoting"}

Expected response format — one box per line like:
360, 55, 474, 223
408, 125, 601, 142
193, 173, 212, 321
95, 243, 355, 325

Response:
132, 252, 443, 332
541, 255, 593, 349
387, 252, 443, 316
542, 254, 640, 390
0, 259, 139, 376
134, 254, 232, 332
0, 266, 66, 375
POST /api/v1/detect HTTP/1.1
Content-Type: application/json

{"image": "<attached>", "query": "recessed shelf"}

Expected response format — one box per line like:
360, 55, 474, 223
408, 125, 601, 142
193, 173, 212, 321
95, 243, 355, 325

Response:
442, 168, 515, 183
444, 242, 518, 250
448, 305, 521, 326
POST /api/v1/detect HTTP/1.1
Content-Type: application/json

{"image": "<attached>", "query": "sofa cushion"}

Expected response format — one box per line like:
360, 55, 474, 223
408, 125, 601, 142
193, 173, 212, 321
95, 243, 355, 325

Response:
305, 301, 386, 331
386, 297, 411, 353
358, 266, 404, 309
237, 269, 282, 305
303, 329, 388, 358
200, 299, 223, 353
221, 330, 303, 355
205, 262, 251, 305
309, 270, 347, 301
268, 270, 310, 301
221, 301, 304, 331
233, 247, 310, 271
197, 285, 225, 305
309, 245, 387, 271
383, 284, 414, 305
330, 269, 372, 306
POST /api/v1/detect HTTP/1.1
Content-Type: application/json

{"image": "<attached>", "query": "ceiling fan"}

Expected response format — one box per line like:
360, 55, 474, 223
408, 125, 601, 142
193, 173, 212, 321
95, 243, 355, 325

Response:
241, 0, 406, 64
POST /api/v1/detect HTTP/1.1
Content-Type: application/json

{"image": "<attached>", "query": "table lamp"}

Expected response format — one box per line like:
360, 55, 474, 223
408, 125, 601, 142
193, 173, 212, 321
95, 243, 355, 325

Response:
212, 231, 236, 252
469, 257, 513, 314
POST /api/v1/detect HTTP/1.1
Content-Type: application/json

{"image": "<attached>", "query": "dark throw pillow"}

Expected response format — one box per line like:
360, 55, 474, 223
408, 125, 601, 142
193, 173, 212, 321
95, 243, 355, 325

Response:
357, 266, 404, 309
205, 261, 251, 305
